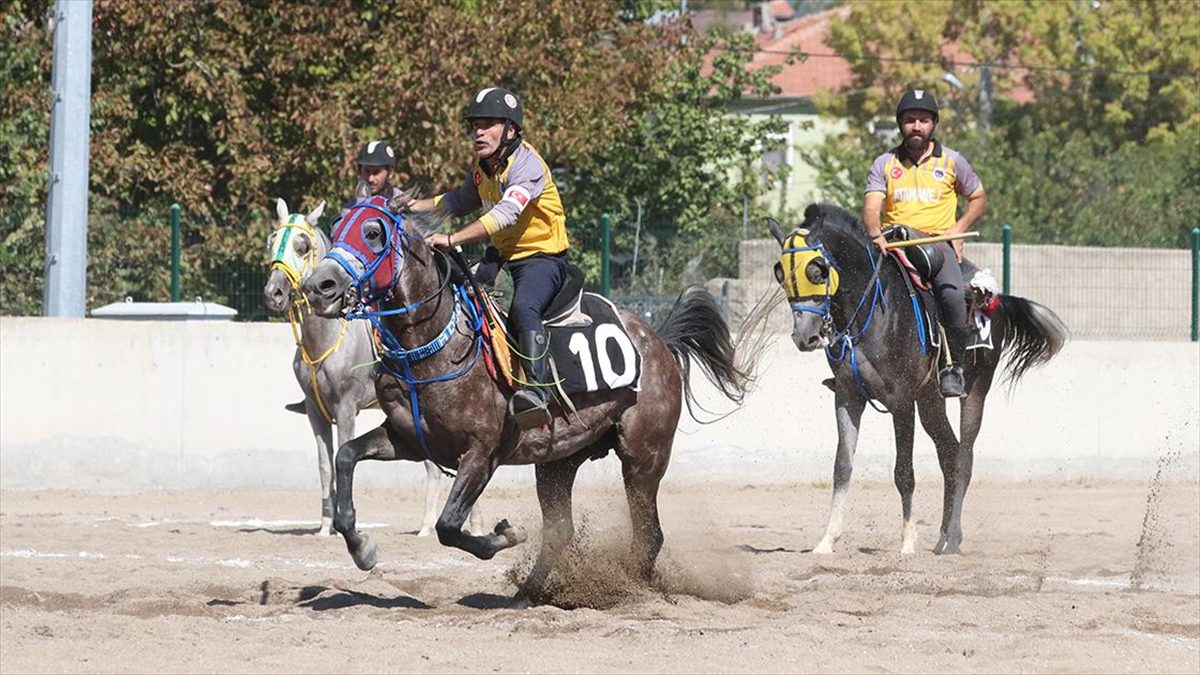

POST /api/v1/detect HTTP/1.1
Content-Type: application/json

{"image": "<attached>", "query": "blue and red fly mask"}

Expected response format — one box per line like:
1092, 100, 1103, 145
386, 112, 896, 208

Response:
328, 195, 407, 305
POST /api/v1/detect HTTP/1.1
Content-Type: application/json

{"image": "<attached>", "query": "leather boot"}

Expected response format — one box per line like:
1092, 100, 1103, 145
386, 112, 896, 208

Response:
939, 324, 968, 398
510, 329, 551, 429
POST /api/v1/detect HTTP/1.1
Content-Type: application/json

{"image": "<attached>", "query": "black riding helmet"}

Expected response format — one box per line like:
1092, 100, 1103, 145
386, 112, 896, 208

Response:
466, 87, 523, 128
895, 89, 940, 122
466, 88, 523, 169
356, 140, 396, 168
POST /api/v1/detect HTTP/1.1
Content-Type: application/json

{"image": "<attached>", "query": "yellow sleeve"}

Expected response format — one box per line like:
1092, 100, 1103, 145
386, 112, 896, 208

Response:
479, 212, 501, 236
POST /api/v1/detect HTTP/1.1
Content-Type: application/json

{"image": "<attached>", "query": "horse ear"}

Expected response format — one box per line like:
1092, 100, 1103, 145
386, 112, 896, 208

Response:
306, 200, 326, 226
276, 198, 289, 221
766, 218, 787, 247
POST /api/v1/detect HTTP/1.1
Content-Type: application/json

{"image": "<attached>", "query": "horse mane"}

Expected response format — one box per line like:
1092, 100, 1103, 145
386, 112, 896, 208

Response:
801, 203, 869, 246
398, 186, 451, 238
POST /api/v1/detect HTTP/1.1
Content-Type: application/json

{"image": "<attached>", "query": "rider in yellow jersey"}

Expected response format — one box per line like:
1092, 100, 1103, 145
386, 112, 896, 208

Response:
862, 89, 988, 398
401, 88, 569, 430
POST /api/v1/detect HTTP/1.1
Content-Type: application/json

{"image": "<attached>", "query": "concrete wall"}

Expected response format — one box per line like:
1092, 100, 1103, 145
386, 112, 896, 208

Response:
2, 318, 1196, 492
731, 239, 1196, 340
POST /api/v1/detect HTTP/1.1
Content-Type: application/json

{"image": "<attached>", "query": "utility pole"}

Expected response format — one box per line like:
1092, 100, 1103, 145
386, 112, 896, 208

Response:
43, 0, 93, 317
979, 65, 993, 132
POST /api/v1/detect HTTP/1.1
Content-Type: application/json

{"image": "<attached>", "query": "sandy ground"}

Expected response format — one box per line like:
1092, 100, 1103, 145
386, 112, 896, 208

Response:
1, 475, 1197, 674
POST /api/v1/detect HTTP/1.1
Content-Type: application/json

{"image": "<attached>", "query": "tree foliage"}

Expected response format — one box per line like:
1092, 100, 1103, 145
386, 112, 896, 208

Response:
0, 0, 787, 314
804, 0, 1200, 248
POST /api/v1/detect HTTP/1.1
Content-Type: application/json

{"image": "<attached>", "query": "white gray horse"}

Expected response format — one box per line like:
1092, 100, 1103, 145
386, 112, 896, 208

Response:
264, 198, 479, 536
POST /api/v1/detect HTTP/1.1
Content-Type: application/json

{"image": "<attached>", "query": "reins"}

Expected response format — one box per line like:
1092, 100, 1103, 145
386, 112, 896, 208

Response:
336, 204, 484, 477
785, 239, 889, 413
270, 218, 351, 424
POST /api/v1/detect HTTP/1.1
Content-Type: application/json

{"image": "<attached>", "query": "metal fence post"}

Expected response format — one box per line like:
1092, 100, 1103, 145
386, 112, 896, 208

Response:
1191, 227, 1199, 342
600, 213, 611, 297
1001, 223, 1012, 295
170, 202, 181, 302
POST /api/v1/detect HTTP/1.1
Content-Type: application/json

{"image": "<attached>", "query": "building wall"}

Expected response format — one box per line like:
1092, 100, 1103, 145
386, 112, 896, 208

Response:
761, 112, 849, 214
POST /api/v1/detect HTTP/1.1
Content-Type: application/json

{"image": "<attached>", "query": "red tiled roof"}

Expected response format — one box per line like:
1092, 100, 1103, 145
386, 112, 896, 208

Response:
745, 6, 1034, 103
748, 6, 854, 99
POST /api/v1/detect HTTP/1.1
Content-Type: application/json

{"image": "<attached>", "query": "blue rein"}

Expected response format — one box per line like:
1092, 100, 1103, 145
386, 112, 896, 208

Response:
349, 284, 483, 476
787, 241, 889, 413
335, 203, 483, 476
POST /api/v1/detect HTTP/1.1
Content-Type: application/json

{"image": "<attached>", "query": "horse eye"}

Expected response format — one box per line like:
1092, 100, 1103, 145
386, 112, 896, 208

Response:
773, 262, 785, 285
805, 259, 828, 284
293, 236, 310, 255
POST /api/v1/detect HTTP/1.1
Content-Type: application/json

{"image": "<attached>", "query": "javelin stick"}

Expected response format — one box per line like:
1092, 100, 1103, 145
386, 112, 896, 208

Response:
884, 231, 980, 250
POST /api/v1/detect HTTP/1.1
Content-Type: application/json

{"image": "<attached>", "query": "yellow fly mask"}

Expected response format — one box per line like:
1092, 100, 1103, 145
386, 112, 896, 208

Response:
774, 229, 840, 308
268, 214, 321, 290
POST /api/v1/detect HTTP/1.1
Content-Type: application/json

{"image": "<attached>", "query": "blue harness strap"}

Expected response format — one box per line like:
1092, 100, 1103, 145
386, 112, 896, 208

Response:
350, 285, 483, 477
812, 242, 890, 414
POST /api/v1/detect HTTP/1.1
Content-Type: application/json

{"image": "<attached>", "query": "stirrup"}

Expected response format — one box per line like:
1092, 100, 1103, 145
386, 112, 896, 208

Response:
510, 389, 550, 429
938, 366, 965, 398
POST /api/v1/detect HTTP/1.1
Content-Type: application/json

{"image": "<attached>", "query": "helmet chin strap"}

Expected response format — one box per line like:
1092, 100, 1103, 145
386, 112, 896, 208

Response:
480, 120, 522, 176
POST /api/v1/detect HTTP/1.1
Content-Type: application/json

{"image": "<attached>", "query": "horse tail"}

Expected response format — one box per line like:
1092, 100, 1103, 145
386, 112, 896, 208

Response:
998, 295, 1069, 385
657, 286, 753, 419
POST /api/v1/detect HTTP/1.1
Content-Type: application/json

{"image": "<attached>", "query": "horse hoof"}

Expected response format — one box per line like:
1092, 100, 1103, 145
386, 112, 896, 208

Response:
416, 527, 434, 538
810, 540, 835, 555
351, 535, 379, 571
494, 520, 528, 546
508, 594, 532, 610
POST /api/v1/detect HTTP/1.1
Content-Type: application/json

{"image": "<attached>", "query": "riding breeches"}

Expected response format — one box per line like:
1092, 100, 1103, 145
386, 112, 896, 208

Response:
930, 241, 968, 362
505, 252, 570, 335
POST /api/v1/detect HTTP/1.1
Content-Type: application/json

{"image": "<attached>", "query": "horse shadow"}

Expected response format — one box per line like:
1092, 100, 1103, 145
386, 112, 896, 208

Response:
455, 592, 519, 610
736, 544, 802, 555
299, 588, 432, 611
237, 527, 321, 537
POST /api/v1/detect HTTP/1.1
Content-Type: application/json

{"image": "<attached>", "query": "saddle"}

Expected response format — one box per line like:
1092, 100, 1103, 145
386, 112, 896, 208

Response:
883, 226, 999, 354
473, 262, 642, 397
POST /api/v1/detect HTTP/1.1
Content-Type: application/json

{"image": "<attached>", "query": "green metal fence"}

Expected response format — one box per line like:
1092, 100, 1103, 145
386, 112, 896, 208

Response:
4, 202, 1196, 340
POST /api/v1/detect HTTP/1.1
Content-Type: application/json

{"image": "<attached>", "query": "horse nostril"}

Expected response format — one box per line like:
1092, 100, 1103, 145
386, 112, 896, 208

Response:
318, 278, 336, 295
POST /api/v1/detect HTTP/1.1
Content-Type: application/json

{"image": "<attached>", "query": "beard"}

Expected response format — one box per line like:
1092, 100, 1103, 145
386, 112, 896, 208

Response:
903, 131, 929, 155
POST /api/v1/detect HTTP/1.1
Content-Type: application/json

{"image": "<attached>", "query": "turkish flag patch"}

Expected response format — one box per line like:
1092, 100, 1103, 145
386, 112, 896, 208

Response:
503, 186, 532, 208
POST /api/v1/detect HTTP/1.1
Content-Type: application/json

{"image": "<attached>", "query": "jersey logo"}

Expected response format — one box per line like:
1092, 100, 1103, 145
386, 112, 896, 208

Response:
502, 185, 532, 209
890, 166, 904, 180
932, 168, 946, 181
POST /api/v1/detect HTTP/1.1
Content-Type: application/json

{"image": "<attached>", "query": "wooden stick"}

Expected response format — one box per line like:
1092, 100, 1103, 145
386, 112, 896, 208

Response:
884, 231, 980, 250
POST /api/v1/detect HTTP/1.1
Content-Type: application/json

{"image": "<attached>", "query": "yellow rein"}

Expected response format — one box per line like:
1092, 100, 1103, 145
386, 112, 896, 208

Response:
270, 219, 346, 424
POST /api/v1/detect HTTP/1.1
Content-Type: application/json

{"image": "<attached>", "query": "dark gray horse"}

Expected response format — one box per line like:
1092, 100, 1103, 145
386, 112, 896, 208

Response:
769, 203, 1068, 555
302, 196, 751, 604
263, 199, 480, 537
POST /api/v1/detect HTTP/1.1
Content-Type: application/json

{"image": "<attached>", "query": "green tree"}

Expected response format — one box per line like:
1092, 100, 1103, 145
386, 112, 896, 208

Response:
802, 0, 1200, 247
2, 0, 791, 313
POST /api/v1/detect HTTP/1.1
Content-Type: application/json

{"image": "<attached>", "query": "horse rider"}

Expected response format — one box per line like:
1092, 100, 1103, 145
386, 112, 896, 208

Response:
862, 89, 988, 398
398, 87, 570, 430
346, 139, 405, 209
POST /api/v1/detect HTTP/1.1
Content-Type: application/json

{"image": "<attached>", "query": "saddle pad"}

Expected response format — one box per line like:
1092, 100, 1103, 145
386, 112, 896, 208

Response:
547, 293, 642, 395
